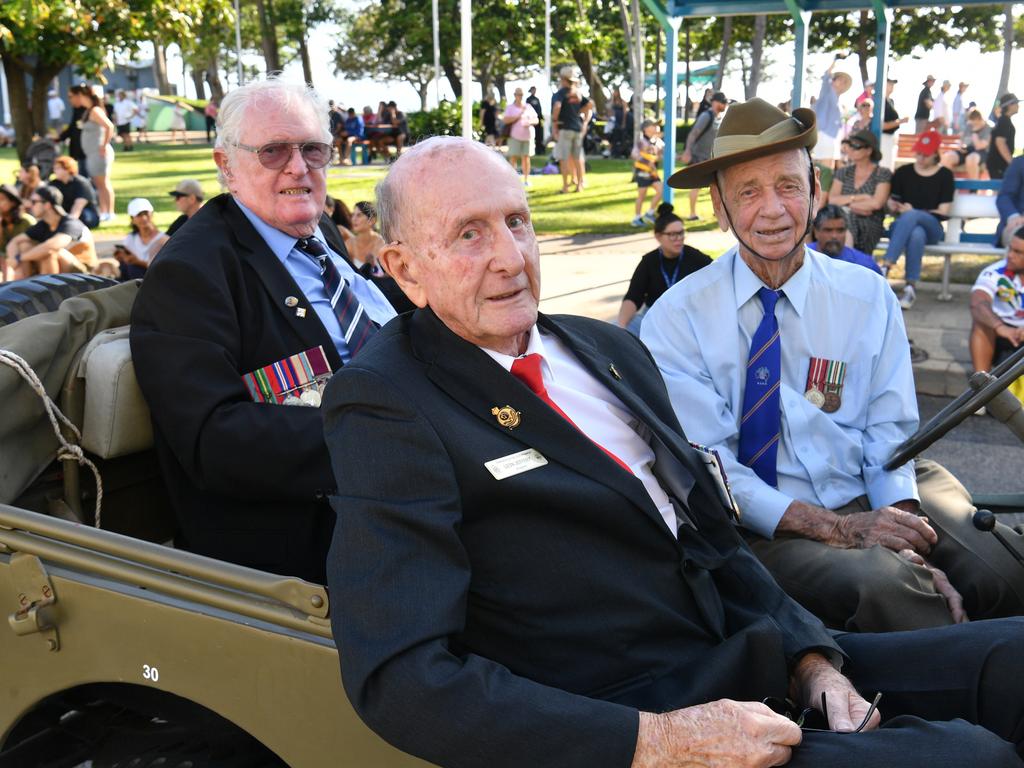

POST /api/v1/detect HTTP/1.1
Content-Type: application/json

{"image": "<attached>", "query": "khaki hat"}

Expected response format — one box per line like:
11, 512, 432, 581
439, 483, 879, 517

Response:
668, 98, 817, 189
831, 71, 853, 92
169, 178, 203, 199
558, 65, 580, 84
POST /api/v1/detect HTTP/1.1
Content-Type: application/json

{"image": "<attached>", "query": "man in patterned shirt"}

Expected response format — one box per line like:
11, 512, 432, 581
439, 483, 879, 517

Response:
970, 227, 1024, 373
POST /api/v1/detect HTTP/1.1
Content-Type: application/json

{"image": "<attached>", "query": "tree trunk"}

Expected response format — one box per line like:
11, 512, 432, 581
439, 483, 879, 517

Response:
255, 0, 281, 73
714, 17, 732, 91
745, 14, 767, 99
298, 33, 314, 88
31, 67, 60, 135
153, 43, 170, 94
417, 83, 429, 111
856, 11, 870, 85
443, 58, 462, 99
998, 3, 1014, 96
206, 53, 225, 102
631, 0, 643, 147
190, 67, 207, 100
2, 50, 34, 161
572, 49, 608, 116
495, 74, 507, 104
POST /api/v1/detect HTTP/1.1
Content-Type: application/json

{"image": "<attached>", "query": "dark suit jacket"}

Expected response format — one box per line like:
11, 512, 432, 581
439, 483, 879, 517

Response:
323, 309, 839, 768
130, 194, 348, 582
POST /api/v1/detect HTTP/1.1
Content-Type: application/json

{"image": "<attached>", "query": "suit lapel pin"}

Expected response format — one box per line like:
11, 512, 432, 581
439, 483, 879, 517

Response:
609, 363, 622, 381
491, 405, 521, 429
285, 296, 299, 307
296, 307, 307, 318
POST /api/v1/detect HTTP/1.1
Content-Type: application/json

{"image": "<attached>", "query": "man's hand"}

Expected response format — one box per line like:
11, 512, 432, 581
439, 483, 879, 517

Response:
632, 701, 801, 768
898, 549, 969, 623
996, 323, 1024, 347
828, 506, 937, 555
790, 653, 881, 734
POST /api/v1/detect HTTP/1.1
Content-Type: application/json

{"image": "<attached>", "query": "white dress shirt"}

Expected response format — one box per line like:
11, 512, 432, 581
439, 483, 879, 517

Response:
482, 327, 678, 536
641, 246, 919, 538
235, 199, 397, 364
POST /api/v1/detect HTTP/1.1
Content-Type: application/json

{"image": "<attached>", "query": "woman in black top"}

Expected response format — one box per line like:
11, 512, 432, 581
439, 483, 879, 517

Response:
881, 130, 954, 310
617, 203, 712, 335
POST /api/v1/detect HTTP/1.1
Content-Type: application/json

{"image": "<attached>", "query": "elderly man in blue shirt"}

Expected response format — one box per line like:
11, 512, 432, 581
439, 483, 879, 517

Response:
996, 155, 1024, 247
641, 97, 1024, 632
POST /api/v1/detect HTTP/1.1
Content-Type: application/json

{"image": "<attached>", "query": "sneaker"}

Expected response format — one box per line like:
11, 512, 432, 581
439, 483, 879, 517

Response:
523, 179, 531, 188
899, 284, 916, 310
630, 216, 645, 227
643, 210, 656, 223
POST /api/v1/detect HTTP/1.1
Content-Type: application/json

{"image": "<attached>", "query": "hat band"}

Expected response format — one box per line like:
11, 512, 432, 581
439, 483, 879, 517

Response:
713, 119, 801, 158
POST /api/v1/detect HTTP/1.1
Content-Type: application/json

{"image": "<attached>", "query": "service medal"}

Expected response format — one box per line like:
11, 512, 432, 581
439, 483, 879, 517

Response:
821, 359, 847, 414
491, 405, 521, 429
804, 387, 826, 408
822, 392, 842, 413
300, 389, 322, 407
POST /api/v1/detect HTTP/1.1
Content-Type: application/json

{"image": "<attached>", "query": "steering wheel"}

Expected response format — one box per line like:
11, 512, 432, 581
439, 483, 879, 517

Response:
885, 342, 1024, 471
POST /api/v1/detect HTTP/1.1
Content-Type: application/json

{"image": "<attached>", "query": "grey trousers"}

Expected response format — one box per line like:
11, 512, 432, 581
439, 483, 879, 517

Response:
748, 459, 1024, 632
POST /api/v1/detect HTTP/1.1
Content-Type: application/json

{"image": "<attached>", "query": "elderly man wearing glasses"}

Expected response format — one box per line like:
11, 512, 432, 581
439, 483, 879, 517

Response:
130, 77, 397, 584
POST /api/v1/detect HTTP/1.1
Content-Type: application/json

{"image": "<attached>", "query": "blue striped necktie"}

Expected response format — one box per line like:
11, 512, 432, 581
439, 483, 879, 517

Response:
296, 236, 377, 358
738, 287, 782, 486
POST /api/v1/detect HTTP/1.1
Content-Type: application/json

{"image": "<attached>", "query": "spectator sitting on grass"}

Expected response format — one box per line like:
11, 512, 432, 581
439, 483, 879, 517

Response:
115, 197, 168, 280
14, 163, 43, 205
50, 155, 99, 229
4, 185, 95, 281
0, 184, 34, 259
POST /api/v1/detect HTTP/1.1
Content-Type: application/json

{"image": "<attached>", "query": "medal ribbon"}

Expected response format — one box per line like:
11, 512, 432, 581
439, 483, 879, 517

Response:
805, 357, 827, 394
825, 360, 846, 394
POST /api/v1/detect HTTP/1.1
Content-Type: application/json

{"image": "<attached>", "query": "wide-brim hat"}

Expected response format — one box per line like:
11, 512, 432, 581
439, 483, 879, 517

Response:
844, 129, 882, 162
668, 98, 817, 189
831, 71, 853, 92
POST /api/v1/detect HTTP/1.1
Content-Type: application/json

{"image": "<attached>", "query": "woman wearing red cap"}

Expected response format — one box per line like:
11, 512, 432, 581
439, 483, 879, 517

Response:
881, 128, 954, 309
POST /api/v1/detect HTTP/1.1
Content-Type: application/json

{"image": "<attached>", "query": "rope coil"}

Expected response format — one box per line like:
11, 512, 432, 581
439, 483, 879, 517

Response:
0, 349, 103, 528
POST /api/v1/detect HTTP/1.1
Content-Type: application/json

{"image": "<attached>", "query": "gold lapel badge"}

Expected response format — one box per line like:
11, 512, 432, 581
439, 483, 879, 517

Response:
296, 307, 307, 318
609, 363, 622, 381
491, 405, 521, 429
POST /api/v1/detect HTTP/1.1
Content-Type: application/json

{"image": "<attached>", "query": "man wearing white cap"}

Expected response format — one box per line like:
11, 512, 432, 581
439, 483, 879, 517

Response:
642, 97, 1024, 633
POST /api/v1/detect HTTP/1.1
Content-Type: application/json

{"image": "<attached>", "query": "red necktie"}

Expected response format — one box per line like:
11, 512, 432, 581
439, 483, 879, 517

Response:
510, 353, 633, 475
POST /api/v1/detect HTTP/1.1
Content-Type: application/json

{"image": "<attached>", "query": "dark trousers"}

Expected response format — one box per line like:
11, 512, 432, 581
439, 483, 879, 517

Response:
788, 619, 1024, 766
534, 122, 544, 157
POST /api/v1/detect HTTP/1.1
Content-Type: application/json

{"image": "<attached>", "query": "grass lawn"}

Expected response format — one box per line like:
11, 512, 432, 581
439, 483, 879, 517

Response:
0, 143, 721, 237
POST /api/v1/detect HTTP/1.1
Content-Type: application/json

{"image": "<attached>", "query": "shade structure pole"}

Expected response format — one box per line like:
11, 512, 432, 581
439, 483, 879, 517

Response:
784, 0, 811, 108
545, 0, 551, 140
871, 0, 892, 136
461, 0, 472, 139
234, 0, 244, 86
433, 0, 442, 106
663, 16, 682, 204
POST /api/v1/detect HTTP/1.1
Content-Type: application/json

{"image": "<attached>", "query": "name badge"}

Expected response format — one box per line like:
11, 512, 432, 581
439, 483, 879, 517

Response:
485, 449, 548, 480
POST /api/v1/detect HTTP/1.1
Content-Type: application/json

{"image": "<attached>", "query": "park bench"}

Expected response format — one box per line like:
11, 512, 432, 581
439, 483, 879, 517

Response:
923, 178, 1002, 300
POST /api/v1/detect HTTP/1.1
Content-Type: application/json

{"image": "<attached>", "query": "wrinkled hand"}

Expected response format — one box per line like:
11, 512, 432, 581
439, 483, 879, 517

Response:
898, 549, 969, 623
791, 653, 881, 734
827, 506, 937, 555
632, 700, 801, 768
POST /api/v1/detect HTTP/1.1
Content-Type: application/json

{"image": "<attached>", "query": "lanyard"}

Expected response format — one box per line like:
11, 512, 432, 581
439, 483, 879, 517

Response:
659, 249, 683, 289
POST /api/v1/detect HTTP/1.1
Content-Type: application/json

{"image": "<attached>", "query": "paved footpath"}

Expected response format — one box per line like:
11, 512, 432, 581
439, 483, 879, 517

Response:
534, 230, 974, 399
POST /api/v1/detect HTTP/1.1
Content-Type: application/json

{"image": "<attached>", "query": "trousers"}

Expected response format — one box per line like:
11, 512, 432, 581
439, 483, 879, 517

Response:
883, 209, 944, 283
749, 459, 1024, 632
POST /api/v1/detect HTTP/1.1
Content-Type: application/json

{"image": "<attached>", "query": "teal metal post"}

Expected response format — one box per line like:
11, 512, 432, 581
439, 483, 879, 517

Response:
871, 0, 892, 136
663, 16, 682, 203
783, 0, 811, 108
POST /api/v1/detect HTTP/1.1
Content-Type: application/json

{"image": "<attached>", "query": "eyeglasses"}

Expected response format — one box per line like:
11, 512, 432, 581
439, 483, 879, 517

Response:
762, 691, 882, 734
232, 141, 332, 170
660, 230, 686, 239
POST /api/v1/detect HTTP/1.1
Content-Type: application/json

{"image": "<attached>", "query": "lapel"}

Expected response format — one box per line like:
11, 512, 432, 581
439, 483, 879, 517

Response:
538, 315, 727, 518
411, 309, 670, 537
220, 195, 343, 372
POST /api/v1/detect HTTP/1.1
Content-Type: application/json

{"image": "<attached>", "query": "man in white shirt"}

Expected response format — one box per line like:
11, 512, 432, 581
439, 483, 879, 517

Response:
112, 90, 138, 151
970, 228, 1024, 373
931, 80, 952, 134
642, 98, 1024, 632
46, 90, 65, 131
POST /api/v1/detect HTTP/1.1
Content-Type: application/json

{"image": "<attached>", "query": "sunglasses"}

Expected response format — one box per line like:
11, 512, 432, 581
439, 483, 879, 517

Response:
845, 141, 869, 150
232, 141, 332, 170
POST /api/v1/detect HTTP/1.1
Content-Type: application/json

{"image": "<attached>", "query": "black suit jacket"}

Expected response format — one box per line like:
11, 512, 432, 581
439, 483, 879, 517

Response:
323, 309, 839, 768
130, 194, 348, 582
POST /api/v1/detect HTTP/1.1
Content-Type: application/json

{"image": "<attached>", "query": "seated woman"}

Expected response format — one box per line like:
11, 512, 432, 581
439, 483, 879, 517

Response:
941, 109, 990, 180
50, 155, 99, 228
115, 198, 168, 280
15, 163, 43, 205
616, 203, 711, 336
881, 129, 955, 310
0, 183, 34, 262
829, 130, 892, 255
336, 201, 385, 276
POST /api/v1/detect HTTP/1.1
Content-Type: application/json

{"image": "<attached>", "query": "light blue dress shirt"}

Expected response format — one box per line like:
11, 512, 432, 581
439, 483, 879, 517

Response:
641, 246, 919, 538
235, 199, 397, 364
814, 73, 843, 138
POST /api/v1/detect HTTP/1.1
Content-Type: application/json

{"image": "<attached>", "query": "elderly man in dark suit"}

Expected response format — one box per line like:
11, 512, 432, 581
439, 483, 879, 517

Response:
322, 136, 1024, 768
130, 77, 396, 583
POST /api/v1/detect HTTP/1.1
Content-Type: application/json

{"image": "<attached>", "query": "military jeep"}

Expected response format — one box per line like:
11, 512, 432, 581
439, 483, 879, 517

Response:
0, 276, 427, 767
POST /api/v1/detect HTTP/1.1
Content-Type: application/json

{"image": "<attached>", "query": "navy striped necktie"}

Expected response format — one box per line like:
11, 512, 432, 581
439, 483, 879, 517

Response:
738, 287, 782, 486
296, 236, 377, 358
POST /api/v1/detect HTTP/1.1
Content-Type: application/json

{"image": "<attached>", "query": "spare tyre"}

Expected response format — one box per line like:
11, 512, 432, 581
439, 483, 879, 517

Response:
0, 274, 119, 329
